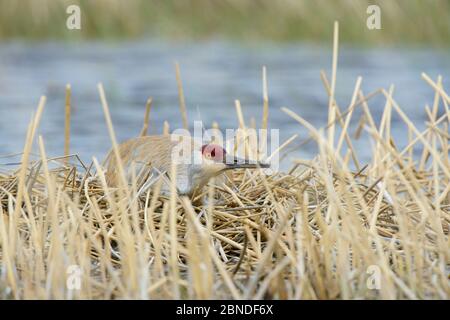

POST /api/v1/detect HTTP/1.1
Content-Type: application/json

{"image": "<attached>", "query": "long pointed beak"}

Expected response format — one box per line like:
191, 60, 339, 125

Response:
224, 156, 270, 169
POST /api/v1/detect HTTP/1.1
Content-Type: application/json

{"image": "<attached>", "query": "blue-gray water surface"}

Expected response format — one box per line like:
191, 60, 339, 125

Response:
0, 41, 448, 171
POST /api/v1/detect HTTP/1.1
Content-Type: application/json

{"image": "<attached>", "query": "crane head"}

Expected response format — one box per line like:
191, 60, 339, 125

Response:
200, 144, 270, 172
183, 142, 270, 197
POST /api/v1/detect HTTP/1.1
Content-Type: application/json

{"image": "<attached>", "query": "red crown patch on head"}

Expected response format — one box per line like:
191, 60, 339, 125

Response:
201, 144, 226, 161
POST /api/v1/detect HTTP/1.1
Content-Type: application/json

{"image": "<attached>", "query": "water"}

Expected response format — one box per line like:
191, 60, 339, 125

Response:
0, 40, 448, 171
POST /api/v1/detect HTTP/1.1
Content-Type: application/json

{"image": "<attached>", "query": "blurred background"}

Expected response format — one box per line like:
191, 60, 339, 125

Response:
0, 0, 449, 169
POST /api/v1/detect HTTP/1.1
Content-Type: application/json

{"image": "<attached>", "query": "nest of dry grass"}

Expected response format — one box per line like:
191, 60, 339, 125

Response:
0, 145, 448, 299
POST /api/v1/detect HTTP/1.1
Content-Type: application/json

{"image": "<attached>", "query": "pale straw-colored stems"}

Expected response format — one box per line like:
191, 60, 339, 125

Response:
64, 84, 71, 162
13, 96, 46, 220
140, 97, 153, 137
327, 21, 339, 149
97, 83, 129, 193
181, 196, 241, 299
320, 70, 361, 169
169, 158, 180, 299
175, 62, 188, 130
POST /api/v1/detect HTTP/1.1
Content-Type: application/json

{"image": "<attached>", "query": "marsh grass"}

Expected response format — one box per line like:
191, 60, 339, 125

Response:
0, 23, 449, 300
1, 0, 450, 45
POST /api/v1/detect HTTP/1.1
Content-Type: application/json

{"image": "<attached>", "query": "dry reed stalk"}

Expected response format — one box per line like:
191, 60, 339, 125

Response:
175, 62, 188, 130
163, 121, 170, 135
140, 97, 153, 137
64, 84, 71, 162
327, 21, 339, 149
97, 83, 128, 192
262, 66, 269, 130
13, 96, 46, 220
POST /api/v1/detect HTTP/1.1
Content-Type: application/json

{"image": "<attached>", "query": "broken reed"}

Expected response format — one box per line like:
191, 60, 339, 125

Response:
0, 22, 449, 299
